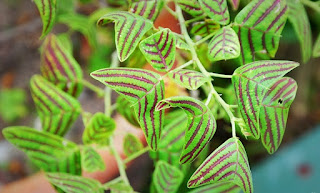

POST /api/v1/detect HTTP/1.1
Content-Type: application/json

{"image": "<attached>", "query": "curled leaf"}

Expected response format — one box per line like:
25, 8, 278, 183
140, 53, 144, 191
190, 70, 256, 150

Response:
34, 0, 57, 38
177, 0, 204, 17
199, 0, 230, 25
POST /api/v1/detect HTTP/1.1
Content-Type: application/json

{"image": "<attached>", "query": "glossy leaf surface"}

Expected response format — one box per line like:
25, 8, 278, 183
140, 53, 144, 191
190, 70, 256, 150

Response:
156, 96, 216, 164
190, 19, 220, 37
116, 96, 140, 127
98, 11, 153, 62
81, 146, 106, 172
313, 34, 320, 58
199, 0, 230, 25
123, 133, 143, 157
140, 28, 176, 72
130, 0, 164, 21
208, 27, 240, 61
34, 0, 56, 38
177, 0, 204, 17
30, 75, 81, 136
188, 182, 241, 193
41, 34, 83, 97
91, 68, 164, 150
168, 69, 207, 90
188, 138, 253, 193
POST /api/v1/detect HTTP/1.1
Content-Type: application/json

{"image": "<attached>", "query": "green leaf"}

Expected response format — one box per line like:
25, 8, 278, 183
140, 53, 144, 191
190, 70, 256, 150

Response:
156, 96, 216, 164
46, 173, 103, 193
130, 0, 164, 21
168, 69, 207, 90
232, 60, 299, 139
139, 28, 176, 72
33, 0, 57, 38
153, 161, 184, 193
208, 27, 240, 61
190, 19, 220, 37
3, 126, 81, 174
30, 75, 81, 136
82, 112, 116, 146
228, 0, 240, 10
233, 0, 288, 64
109, 182, 133, 193
91, 68, 164, 151
81, 146, 106, 172
107, 0, 127, 7
123, 133, 143, 157
188, 182, 241, 193
41, 34, 83, 98
116, 95, 140, 127
313, 33, 320, 58
56, 33, 73, 54
199, 0, 230, 25
259, 77, 297, 154
287, 0, 312, 63
177, 0, 204, 17
188, 138, 253, 193
175, 35, 191, 51
98, 11, 153, 62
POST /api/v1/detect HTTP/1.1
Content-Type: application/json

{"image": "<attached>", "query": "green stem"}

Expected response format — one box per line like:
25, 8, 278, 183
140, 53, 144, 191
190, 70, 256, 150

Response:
124, 146, 150, 164
301, 0, 320, 12
81, 79, 104, 97
175, 60, 194, 70
165, 3, 177, 18
102, 177, 122, 189
194, 32, 217, 46
175, 4, 238, 138
209, 72, 233, 79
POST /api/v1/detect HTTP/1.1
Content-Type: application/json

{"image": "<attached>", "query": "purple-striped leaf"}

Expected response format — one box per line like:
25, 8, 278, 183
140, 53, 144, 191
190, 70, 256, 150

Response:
228, 0, 240, 10
98, 11, 153, 62
188, 138, 253, 193
30, 75, 81, 137
191, 19, 220, 37
153, 161, 184, 193
139, 28, 176, 72
81, 146, 106, 172
123, 133, 143, 157
41, 34, 83, 98
91, 68, 164, 150
33, 0, 56, 38
314, 34, 320, 58
232, 60, 299, 139
168, 69, 208, 90
259, 77, 297, 154
188, 182, 241, 193
208, 27, 240, 61
177, 0, 204, 17
130, 0, 164, 21
156, 96, 216, 164
199, 0, 230, 25
233, 0, 288, 64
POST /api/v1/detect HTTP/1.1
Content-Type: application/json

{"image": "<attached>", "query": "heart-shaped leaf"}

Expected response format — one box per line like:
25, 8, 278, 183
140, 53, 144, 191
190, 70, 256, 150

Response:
130, 0, 164, 21
208, 26, 240, 61
33, 0, 57, 38
177, 0, 204, 17
91, 68, 164, 151
188, 182, 241, 193
98, 11, 153, 62
188, 138, 253, 193
81, 146, 106, 172
30, 75, 81, 136
314, 34, 320, 58
190, 19, 220, 37
123, 133, 143, 157
168, 69, 207, 90
199, 0, 230, 25
156, 96, 216, 164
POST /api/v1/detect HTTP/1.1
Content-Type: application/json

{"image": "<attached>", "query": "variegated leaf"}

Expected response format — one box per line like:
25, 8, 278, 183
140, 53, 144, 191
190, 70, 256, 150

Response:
188, 182, 241, 193
123, 133, 143, 157
33, 0, 56, 38
313, 34, 320, 58
82, 112, 116, 146
208, 27, 240, 61
30, 75, 81, 136
232, 61, 299, 139
81, 146, 106, 172
259, 77, 297, 154
91, 68, 164, 151
190, 19, 220, 37
46, 173, 103, 193
199, 0, 230, 25
177, 0, 204, 17
130, 0, 164, 21
98, 11, 153, 62
116, 96, 140, 127
3, 127, 81, 175
228, 0, 240, 10
56, 33, 72, 53
139, 28, 176, 72
188, 138, 253, 193
168, 69, 207, 90
41, 34, 83, 98
233, 0, 288, 64
153, 161, 184, 193
156, 96, 216, 164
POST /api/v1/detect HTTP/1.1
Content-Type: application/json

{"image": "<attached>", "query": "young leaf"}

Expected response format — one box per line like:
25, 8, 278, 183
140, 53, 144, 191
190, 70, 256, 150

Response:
41, 34, 83, 98
3, 126, 81, 174
228, 0, 240, 11
175, 35, 191, 51
199, 0, 230, 25
130, 0, 164, 21
233, 0, 288, 64
91, 68, 164, 150
33, 0, 57, 38
139, 28, 176, 72
313, 33, 320, 58
30, 75, 81, 136
168, 69, 208, 90
188, 182, 241, 193
177, 0, 204, 17
188, 138, 253, 193
232, 60, 299, 139
153, 161, 184, 193
98, 11, 153, 62
259, 77, 297, 154
123, 133, 143, 157
81, 146, 106, 172
156, 96, 216, 164
208, 27, 240, 61
116, 96, 140, 127
190, 19, 220, 37
82, 112, 116, 146
46, 173, 103, 193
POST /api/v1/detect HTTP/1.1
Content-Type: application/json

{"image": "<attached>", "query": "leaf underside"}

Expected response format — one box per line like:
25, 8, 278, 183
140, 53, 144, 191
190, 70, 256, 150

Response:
130, 0, 164, 21
123, 133, 143, 157
81, 146, 106, 172
34, 0, 57, 38
168, 69, 207, 90
199, 0, 230, 25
